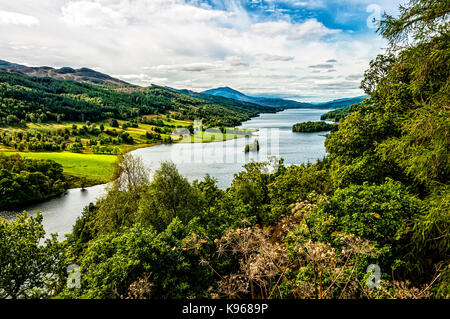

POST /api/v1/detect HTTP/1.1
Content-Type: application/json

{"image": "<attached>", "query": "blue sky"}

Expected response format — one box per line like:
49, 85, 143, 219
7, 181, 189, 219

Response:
0, 0, 404, 101
211, 0, 379, 31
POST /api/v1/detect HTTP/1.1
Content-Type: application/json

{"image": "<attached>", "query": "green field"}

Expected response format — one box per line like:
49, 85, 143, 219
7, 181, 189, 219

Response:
4, 151, 117, 186
0, 118, 256, 186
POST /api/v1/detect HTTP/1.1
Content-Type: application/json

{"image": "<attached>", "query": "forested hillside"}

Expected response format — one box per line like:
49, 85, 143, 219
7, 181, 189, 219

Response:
0, 0, 448, 300
202, 86, 314, 109
0, 70, 276, 127
0, 59, 131, 87
0, 69, 276, 202
314, 96, 367, 109
320, 107, 351, 122
174, 88, 278, 113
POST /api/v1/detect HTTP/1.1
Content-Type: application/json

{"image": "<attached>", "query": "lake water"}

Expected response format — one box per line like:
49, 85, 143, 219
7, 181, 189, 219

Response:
1, 108, 332, 239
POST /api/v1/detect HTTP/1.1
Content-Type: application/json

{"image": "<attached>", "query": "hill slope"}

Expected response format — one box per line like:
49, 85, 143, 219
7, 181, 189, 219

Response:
174, 88, 280, 114
202, 87, 314, 109
202, 87, 366, 109
313, 96, 367, 109
0, 59, 131, 87
0, 70, 272, 127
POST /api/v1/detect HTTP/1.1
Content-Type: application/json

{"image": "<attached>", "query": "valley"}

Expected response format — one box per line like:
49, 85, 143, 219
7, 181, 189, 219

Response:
0, 63, 358, 193
1, 0, 448, 300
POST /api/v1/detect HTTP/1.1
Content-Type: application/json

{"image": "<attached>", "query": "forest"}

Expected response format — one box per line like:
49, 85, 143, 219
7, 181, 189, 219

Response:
0, 154, 67, 210
0, 71, 277, 128
0, 0, 448, 300
292, 121, 337, 133
0, 67, 273, 195
320, 108, 351, 122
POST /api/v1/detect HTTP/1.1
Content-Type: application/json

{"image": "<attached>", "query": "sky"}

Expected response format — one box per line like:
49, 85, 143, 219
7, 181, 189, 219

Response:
0, 0, 405, 102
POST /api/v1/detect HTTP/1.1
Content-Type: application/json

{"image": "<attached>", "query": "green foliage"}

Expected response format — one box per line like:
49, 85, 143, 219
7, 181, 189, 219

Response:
377, 92, 449, 190
320, 107, 351, 122
0, 154, 67, 209
410, 185, 450, 276
136, 162, 203, 232
319, 180, 422, 266
0, 71, 273, 127
379, 0, 449, 46
0, 128, 67, 152
63, 219, 211, 299
3, 0, 450, 300
68, 203, 99, 256
110, 119, 119, 127
292, 121, 337, 133
269, 160, 331, 218
217, 159, 284, 226
327, 1, 449, 194
0, 212, 64, 298
145, 131, 162, 141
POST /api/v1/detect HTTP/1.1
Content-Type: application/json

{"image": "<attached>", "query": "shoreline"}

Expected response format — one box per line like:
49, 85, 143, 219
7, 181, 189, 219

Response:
0, 127, 259, 218
1, 108, 331, 239
0, 128, 256, 185
0, 108, 328, 213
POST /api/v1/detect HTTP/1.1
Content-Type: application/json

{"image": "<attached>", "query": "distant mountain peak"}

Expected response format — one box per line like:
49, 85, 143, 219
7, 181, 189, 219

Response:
201, 86, 366, 110
203, 86, 249, 97
202, 87, 313, 109
216, 86, 243, 93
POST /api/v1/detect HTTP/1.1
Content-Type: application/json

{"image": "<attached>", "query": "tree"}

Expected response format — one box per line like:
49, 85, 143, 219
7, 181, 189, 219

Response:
269, 160, 330, 218
112, 154, 149, 193
0, 154, 67, 210
0, 213, 64, 299
81, 177, 87, 190
136, 162, 202, 231
92, 155, 149, 233
62, 220, 211, 299
111, 119, 119, 128
6, 115, 19, 126
222, 158, 284, 226
292, 121, 336, 133
379, 0, 450, 46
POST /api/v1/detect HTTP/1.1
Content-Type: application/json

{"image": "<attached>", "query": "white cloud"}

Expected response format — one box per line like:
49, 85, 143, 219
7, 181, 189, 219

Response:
250, 19, 339, 40
61, 0, 230, 28
288, 1, 326, 9
309, 63, 334, 69
61, 1, 126, 27
0, 0, 402, 101
0, 10, 39, 26
149, 63, 218, 72
263, 54, 295, 62
114, 73, 168, 84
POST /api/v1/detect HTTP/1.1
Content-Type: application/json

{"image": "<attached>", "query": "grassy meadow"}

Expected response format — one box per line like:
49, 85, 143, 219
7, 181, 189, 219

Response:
0, 117, 255, 187
3, 151, 117, 186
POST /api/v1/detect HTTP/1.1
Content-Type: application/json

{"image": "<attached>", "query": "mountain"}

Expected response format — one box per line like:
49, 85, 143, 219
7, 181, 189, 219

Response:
0, 69, 274, 127
201, 87, 367, 109
0, 59, 131, 87
202, 87, 252, 101
313, 95, 368, 109
173, 88, 280, 114
1, 59, 366, 112
202, 87, 314, 109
